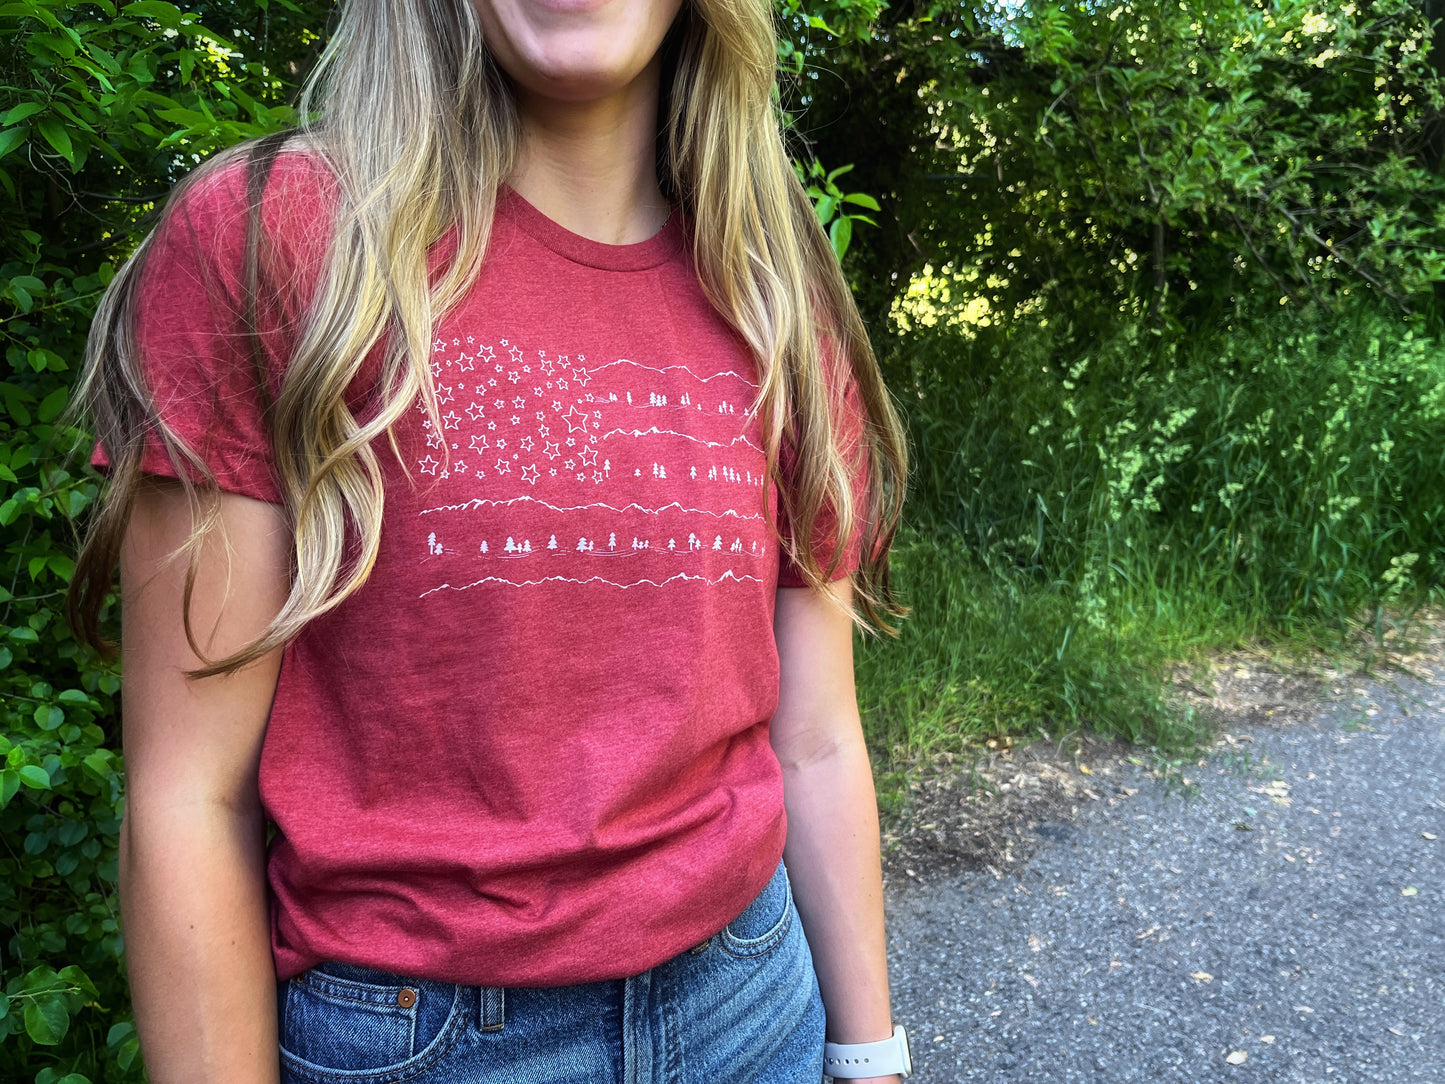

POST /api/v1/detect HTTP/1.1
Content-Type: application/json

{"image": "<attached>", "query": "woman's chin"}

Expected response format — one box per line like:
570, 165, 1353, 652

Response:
508, 56, 654, 105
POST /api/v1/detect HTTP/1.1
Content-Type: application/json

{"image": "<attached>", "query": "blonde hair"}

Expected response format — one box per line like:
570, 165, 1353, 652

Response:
69, 0, 908, 674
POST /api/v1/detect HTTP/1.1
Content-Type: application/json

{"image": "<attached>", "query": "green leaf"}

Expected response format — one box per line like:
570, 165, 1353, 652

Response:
1, 103, 43, 128
57, 965, 100, 1000
8, 624, 39, 642
841, 192, 881, 211
35, 705, 65, 731
0, 1, 60, 24
35, 117, 74, 167
829, 214, 853, 259
124, 0, 186, 29
0, 127, 27, 160
38, 385, 68, 422
0, 769, 18, 809
58, 688, 92, 705
18, 764, 51, 789
24, 996, 69, 1045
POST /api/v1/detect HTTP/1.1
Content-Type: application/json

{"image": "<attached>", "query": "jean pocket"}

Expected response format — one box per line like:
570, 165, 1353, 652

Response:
279, 964, 465, 1082
720, 862, 794, 959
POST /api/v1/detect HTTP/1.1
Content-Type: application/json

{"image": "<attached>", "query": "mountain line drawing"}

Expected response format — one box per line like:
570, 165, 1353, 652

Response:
419, 568, 765, 597
417, 495, 767, 520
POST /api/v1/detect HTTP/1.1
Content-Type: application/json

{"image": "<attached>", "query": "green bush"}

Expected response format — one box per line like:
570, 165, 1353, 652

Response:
856, 300, 1445, 760
1, 2, 315, 1077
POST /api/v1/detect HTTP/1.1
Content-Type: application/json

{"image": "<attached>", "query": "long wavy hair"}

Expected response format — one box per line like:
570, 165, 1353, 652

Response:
68, 0, 908, 675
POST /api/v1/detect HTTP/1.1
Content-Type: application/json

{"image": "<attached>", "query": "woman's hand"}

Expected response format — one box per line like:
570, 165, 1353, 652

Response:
771, 578, 901, 1071
119, 478, 291, 1083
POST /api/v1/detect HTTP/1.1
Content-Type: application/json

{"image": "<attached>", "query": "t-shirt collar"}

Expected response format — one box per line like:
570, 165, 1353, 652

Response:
496, 184, 685, 272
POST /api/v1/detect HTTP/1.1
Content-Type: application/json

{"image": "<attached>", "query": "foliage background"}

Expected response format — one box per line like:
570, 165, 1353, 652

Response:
2, 0, 1443, 1080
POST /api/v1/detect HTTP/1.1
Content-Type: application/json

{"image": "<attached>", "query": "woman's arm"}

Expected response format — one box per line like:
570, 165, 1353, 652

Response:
119, 478, 291, 1083
772, 578, 901, 1084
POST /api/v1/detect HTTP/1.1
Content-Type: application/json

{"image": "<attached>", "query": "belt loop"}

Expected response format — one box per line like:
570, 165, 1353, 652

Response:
479, 986, 505, 1032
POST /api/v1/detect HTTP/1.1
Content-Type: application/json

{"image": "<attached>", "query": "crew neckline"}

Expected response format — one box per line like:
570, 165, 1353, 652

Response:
497, 185, 685, 272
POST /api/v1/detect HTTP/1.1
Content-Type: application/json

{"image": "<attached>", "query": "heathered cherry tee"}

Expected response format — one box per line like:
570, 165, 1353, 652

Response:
100, 153, 867, 987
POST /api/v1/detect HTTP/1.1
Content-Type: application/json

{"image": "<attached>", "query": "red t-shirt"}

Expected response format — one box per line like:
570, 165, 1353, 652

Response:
101, 152, 865, 986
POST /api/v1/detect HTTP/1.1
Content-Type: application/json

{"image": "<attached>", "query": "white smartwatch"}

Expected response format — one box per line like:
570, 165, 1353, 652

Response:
823, 1023, 912, 1079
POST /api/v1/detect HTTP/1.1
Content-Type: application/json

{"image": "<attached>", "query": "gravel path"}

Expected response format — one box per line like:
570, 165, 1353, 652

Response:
883, 664, 1444, 1082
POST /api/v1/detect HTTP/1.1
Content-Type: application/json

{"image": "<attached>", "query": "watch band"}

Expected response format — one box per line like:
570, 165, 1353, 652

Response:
823, 1023, 912, 1079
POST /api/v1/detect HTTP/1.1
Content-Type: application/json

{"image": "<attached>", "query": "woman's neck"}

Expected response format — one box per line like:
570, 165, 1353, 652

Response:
506, 60, 671, 245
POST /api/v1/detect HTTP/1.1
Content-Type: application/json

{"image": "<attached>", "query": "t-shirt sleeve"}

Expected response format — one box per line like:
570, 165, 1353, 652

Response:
776, 358, 870, 588
90, 160, 296, 504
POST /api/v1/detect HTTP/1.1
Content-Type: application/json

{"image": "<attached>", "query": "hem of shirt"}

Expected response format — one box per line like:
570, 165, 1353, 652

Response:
93, 429, 284, 506
777, 561, 859, 589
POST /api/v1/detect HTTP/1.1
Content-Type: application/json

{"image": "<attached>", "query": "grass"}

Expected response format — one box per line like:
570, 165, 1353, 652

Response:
854, 299, 1445, 787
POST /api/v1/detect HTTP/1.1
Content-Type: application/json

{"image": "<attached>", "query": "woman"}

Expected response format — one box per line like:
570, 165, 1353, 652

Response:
69, 0, 910, 1078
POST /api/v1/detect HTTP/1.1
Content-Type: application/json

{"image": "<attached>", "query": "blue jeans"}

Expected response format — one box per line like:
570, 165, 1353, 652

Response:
277, 861, 826, 1083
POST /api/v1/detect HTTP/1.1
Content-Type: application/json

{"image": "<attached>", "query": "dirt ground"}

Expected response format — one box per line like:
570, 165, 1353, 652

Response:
878, 613, 1445, 887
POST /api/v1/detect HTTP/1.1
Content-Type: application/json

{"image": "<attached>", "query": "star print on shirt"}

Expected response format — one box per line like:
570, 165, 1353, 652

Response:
494, 458, 511, 475
521, 463, 540, 485
419, 455, 439, 475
